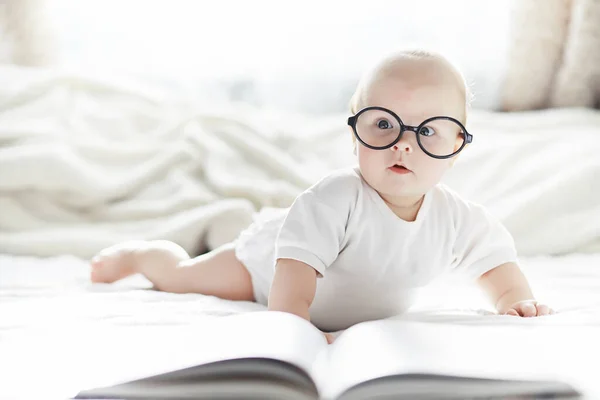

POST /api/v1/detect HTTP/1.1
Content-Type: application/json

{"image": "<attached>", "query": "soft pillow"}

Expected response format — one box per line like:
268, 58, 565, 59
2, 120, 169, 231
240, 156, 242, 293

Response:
0, 0, 53, 66
549, 0, 600, 108
500, 0, 572, 111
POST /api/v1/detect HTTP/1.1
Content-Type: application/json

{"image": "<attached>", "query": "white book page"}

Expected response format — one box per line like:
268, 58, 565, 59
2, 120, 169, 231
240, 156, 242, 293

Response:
76, 311, 327, 395
178, 311, 327, 374
316, 319, 592, 399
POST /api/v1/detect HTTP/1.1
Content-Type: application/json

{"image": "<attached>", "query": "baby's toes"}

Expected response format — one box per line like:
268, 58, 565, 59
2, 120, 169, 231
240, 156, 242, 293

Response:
89, 245, 138, 283
521, 303, 537, 317
90, 256, 109, 283
90, 253, 105, 267
536, 304, 551, 316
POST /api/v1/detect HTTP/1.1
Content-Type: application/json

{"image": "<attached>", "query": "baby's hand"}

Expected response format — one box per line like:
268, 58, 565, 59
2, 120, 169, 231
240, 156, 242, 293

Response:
504, 300, 555, 317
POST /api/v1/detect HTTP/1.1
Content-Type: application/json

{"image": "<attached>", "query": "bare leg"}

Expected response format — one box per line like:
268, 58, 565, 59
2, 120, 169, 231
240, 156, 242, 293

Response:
90, 240, 255, 301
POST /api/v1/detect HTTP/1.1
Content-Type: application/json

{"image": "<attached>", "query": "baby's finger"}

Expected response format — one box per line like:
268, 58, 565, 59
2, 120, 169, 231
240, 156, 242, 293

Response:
505, 309, 519, 316
521, 303, 537, 317
536, 304, 551, 316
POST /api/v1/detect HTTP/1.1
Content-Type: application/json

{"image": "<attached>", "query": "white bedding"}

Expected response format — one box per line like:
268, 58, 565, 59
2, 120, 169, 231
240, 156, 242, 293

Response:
0, 65, 599, 259
1, 65, 600, 399
1, 252, 600, 399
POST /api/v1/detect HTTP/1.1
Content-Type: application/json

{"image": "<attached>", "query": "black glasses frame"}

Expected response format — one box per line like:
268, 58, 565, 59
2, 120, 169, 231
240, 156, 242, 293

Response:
347, 106, 473, 159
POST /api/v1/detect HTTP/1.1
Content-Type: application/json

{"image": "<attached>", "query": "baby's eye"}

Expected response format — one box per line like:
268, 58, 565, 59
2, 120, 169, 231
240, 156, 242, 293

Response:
418, 126, 436, 137
376, 119, 393, 129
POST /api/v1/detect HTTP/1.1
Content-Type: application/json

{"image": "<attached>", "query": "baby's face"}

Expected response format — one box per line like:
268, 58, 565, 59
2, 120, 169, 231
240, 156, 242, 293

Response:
354, 59, 466, 202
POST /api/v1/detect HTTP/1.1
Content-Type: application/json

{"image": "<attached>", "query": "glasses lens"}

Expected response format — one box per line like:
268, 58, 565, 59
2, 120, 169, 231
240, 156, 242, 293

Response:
417, 118, 465, 157
355, 109, 401, 148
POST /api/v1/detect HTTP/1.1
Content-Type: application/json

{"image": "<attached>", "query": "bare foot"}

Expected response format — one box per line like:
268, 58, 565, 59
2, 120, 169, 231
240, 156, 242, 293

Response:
90, 240, 148, 283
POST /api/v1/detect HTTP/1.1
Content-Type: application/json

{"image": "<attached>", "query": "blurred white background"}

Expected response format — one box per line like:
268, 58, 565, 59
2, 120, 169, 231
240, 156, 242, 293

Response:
45, 0, 515, 112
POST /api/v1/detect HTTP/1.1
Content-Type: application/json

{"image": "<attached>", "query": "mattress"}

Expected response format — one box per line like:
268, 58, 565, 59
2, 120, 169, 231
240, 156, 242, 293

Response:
1, 252, 599, 399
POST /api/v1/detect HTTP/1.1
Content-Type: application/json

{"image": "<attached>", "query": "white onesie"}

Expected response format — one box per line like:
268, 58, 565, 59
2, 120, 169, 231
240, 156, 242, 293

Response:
234, 166, 517, 332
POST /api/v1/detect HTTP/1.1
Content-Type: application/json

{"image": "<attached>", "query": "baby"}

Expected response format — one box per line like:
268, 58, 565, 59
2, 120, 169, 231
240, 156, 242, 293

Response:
91, 50, 553, 343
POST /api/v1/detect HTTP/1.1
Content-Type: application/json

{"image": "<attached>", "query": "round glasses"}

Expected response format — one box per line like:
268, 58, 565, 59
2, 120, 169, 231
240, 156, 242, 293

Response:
347, 107, 473, 159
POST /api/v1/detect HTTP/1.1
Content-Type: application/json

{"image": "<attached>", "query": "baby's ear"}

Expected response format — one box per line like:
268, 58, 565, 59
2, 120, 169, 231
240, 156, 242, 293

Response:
449, 154, 460, 167
349, 126, 357, 155
450, 143, 469, 166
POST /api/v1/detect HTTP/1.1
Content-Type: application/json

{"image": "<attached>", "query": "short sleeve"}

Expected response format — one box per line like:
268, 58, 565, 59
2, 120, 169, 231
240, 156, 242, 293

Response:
275, 170, 360, 277
451, 200, 518, 280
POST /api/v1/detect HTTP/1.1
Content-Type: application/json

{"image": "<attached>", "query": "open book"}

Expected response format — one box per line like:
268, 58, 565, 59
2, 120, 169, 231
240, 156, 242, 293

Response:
75, 311, 580, 400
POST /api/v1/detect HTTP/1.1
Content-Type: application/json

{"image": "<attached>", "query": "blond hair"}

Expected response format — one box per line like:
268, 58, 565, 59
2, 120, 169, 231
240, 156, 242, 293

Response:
350, 49, 472, 115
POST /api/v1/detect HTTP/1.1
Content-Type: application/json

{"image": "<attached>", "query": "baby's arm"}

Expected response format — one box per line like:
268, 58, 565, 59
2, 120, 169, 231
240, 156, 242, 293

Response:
477, 262, 553, 317
268, 258, 316, 321
268, 258, 335, 343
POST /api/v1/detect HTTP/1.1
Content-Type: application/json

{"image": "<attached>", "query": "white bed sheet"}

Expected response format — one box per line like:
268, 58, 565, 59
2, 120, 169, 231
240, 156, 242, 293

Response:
0, 65, 599, 399
1, 252, 600, 399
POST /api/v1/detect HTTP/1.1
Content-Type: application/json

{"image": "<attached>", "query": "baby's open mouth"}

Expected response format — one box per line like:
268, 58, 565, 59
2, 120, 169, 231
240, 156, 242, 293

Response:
389, 164, 411, 174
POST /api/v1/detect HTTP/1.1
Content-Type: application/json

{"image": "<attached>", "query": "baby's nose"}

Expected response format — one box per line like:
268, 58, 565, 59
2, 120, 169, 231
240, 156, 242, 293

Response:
391, 139, 413, 153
